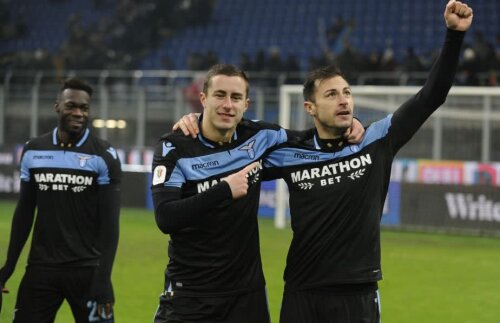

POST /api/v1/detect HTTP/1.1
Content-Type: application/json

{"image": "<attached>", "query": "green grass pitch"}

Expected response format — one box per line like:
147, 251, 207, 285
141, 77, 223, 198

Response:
2, 200, 500, 322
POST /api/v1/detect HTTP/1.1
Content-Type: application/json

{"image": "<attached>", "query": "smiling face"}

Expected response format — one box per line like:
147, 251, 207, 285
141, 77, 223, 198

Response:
55, 88, 90, 141
304, 75, 354, 139
200, 74, 249, 142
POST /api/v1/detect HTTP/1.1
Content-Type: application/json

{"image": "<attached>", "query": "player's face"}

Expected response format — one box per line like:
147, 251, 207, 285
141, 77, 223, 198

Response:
200, 75, 249, 138
55, 88, 90, 138
305, 76, 354, 138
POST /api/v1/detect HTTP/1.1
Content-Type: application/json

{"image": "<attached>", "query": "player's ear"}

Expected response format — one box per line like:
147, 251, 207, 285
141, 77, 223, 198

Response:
54, 101, 60, 113
304, 101, 315, 116
199, 92, 207, 109
243, 98, 250, 113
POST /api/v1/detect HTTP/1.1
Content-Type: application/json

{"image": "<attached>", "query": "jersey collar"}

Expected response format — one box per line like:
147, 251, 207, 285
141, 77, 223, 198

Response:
52, 127, 90, 148
313, 129, 347, 151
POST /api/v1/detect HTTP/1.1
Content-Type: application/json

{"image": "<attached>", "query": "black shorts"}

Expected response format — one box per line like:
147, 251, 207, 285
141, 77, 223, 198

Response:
153, 288, 270, 323
280, 287, 381, 323
13, 266, 113, 323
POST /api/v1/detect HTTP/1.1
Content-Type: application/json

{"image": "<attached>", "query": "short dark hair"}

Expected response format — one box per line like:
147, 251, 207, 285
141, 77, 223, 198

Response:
303, 66, 346, 102
203, 64, 250, 98
60, 77, 93, 97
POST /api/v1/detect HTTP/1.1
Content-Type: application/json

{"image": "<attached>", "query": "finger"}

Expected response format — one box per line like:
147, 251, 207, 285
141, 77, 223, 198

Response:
446, 0, 458, 16
343, 127, 352, 137
177, 120, 191, 136
446, 0, 456, 11
188, 113, 198, 123
1, 287, 9, 294
172, 122, 180, 131
187, 114, 200, 137
241, 161, 260, 175
450, 2, 466, 15
183, 115, 198, 138
100, 303, 112, 318
459, 5, 472, 18
97, 303, 113, 319
457, 4, 467, 16
451, 2, 472, 20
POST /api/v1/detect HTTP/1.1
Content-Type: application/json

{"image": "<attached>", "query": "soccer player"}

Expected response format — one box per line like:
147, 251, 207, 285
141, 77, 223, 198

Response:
262, 1, 473, 322
151, 64, 365, 322
174, 2, 473, 322
0, 78, 121, 323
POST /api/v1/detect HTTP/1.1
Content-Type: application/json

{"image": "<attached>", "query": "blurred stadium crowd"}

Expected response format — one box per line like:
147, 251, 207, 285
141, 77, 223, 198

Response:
0, 0, 498, 86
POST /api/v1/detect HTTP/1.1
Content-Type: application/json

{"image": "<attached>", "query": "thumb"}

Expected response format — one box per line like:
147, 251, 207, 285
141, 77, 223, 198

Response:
343, 127, 352, 138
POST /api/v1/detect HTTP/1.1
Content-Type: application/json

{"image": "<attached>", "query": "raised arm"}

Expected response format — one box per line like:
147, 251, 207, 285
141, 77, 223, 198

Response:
389, 0, 472, 150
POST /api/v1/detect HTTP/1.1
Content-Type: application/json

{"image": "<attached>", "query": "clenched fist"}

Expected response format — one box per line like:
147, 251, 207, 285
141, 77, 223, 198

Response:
444, 1, 473, 31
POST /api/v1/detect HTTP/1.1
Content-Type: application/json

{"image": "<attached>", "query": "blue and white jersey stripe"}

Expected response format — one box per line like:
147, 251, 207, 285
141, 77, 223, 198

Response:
21, 150, 111, 185
265, 115, 392, 168
162, 127, 287, 188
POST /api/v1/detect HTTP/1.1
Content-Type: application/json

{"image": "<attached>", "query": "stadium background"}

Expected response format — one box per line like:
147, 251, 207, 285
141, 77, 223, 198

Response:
1, 0, 500, 322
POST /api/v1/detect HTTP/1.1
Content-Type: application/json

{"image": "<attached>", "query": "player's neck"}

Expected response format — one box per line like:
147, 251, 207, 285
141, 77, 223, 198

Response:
315, 125, 345, 140
201, 122, 235, 145
57, 128, 84, 145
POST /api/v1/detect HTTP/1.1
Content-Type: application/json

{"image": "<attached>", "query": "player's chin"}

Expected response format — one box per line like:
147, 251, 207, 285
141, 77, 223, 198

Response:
70, 125, 84, 134
65, 124, 85, 137
215, 121, 237, 131
336, 118, 352, 130
217, 116, 240, 126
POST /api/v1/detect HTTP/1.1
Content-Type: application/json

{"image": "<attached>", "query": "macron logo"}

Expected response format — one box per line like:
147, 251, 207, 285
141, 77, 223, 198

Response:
192, 160, 219, 170
162, 141, 175, 157
107, 147, 118, 159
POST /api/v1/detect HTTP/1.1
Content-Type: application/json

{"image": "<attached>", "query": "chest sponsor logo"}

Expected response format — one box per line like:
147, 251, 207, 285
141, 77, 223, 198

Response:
196, 160, 262, 193
34, 173, 93, 192
291, 153, 372, 189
